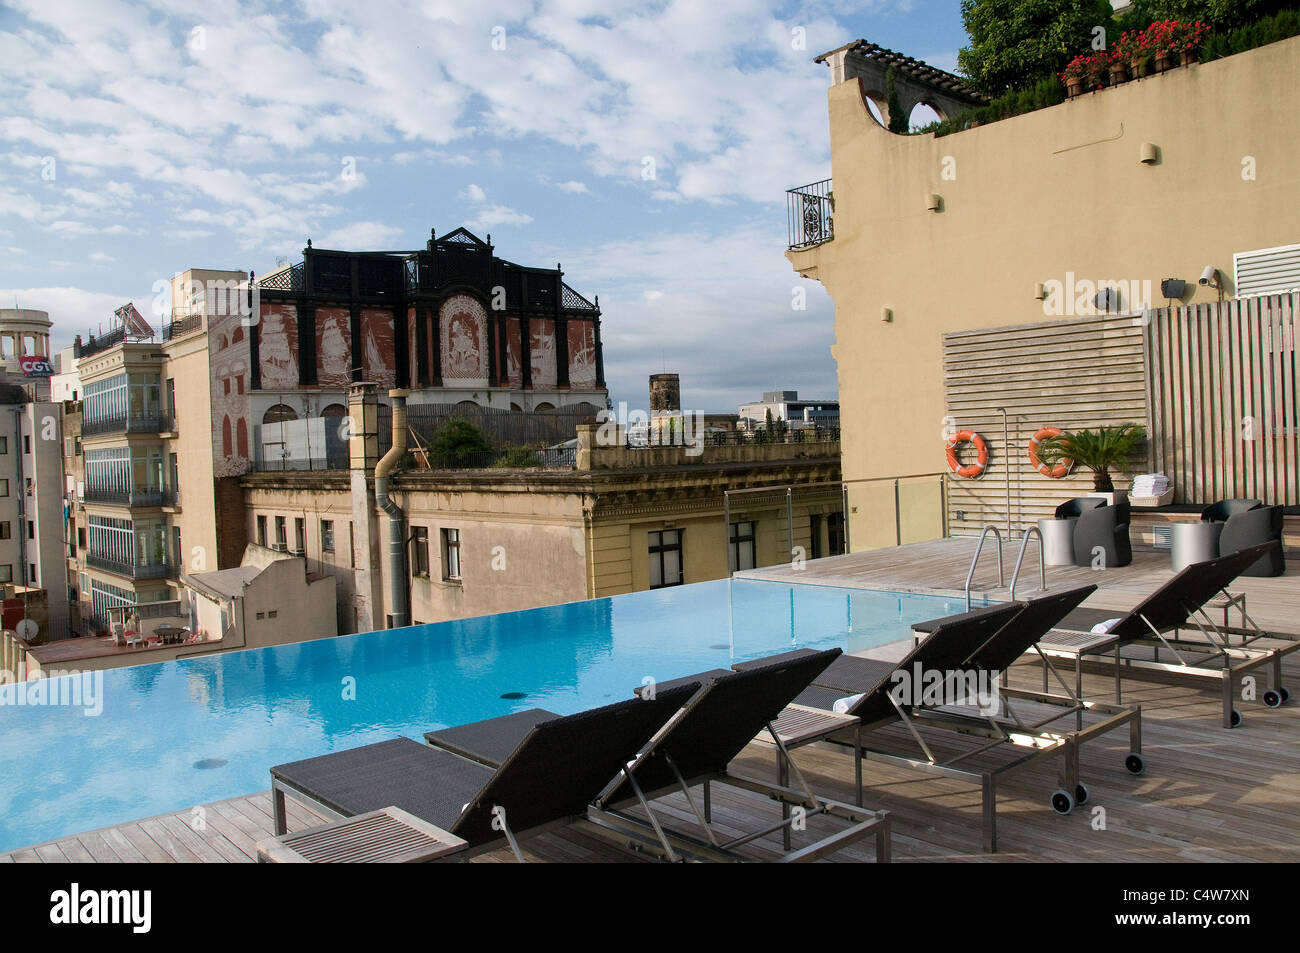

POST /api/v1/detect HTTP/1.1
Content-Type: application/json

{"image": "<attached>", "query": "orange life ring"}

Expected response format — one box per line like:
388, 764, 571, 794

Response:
945, 430, 989, 478
1029, 427, 1071, 478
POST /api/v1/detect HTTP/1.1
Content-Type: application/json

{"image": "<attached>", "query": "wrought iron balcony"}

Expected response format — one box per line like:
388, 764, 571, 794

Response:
86, 554, 174, 580
786, 179, 834, 250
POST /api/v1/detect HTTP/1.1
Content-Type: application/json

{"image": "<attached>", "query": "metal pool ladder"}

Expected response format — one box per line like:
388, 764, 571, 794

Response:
965, 525, 1004, 611
1009, 524, 1047, 601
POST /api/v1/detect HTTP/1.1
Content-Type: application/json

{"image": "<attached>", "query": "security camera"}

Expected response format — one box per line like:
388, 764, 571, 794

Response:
1199, 265, 1220, 288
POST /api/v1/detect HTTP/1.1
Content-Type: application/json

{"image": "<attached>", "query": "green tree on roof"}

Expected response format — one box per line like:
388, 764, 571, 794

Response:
885, 67, 909, 134
957, 0, 1114, 95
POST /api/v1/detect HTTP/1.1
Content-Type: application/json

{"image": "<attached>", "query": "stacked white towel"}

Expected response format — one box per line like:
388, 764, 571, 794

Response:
1131, 473, 1170, 496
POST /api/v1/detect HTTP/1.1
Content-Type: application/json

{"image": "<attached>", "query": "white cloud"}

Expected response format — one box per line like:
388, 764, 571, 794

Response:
89, 252, 115, 263
462, 183, 488, 203
315, 221, 405, 249
556, 180, 588, 194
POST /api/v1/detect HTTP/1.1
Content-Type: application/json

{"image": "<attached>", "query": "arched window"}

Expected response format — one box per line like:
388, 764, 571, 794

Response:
263, 404, 298, 424
221, 417, 232, 456
321, 403, 346, 418
236, 419, 249, 457
231, 326, 244, 344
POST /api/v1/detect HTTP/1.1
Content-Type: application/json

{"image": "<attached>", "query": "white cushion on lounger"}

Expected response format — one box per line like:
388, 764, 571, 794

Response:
1091, 618, 1122, 634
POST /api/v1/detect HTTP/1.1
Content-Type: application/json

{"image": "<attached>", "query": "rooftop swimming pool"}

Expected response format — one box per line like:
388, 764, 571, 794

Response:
0, 578, 976, 852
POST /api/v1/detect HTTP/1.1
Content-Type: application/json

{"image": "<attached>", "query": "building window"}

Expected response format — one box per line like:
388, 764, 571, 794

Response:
0, 565, 10, 583
267, 610, 278, 619
23, 435, 30, 455
0, 480, 8, 497
728, 521, 755, 573
809, 514, 823, 560
0, 436, 6, 454
294, 517, 305, 554
275, 516, 286, 549
411, 526, 429, 577
349, 521, 355, 568
321, 519, 334, 552
649, 529, 683, 589
26, 520, 34, 540
28, 563, 36, 586
78, 527, 86, 548
441, 528, 460, 581
256, 515, 267, 547
0, 522, 9, 540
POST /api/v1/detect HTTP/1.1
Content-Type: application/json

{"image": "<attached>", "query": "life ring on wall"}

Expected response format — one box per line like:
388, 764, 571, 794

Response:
945, 430, 989, 479
1028, 427, 1071, 478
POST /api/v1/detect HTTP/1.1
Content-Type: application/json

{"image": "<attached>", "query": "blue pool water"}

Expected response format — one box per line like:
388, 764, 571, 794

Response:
0, 578, 974, 852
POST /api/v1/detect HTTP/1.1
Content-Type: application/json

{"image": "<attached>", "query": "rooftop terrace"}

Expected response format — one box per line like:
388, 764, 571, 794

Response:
4, 538, 1297, 863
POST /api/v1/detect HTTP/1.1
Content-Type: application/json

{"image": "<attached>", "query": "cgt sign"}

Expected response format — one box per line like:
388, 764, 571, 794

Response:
20, 356, 53, 378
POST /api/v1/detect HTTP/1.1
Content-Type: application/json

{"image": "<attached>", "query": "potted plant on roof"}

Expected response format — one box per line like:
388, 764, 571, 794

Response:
1108, 50, 1129, 85
1059, 55, 1088, 97
1034, 423, 1148, 500
1147, 20, 1177, 72
1115, 28, 1150, 78
1170, 19, 1209, 66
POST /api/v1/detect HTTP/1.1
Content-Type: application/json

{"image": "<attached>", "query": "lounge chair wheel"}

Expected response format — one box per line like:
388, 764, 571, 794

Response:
1280, 687, 1292, 704
1263, 689, 1283, 709
1075, 783, 1090, 806
1125, 753, 1145, 775
1050, 789, 1075, 815
1229, 708, 1243, 728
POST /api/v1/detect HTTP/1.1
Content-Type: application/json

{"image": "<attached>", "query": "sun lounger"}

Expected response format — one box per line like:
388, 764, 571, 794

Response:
427, 649, 893, 863
736, 588, 1144, 853
1031, 542, 1297, 728
269, 684, 699, 862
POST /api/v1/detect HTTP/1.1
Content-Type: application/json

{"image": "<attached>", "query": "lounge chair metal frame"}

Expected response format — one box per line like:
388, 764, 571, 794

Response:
762, 653, 1141, 854
1036, 549, 1299, 729
579, 697, 892, 863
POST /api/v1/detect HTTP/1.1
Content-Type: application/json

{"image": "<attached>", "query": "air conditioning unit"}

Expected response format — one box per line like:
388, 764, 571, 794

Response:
270, 542, 287, 552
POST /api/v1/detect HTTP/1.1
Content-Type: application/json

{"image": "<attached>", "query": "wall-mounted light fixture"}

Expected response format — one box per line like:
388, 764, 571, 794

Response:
1140, 142, 1159, 164
1033, 282, 1047, 300
881, 307, 894, 323
925, 193, 942, 212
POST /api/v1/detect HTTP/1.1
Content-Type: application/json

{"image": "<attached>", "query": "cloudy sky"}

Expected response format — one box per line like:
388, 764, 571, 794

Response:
0, 0, 967, 412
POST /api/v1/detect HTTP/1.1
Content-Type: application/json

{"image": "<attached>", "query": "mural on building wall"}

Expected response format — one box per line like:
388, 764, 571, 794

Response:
440, 294, 487, 382
211, 310, 252, 477
530, 318, 556, 389
568, 320, 597, 388
316, 307, 351, 387
504, 320, 522, 387
361, 308, 395, 388
259, 303, 299, 390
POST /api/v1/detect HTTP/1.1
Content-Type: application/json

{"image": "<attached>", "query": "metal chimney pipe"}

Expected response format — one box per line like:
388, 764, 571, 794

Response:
374, 389, 409, 628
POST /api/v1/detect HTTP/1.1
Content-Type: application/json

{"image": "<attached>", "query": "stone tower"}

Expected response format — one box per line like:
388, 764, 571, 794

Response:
649, 373, 680, 417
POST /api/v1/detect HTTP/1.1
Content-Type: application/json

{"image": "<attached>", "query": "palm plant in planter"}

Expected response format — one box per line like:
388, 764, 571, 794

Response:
1035, 423, 1147, 493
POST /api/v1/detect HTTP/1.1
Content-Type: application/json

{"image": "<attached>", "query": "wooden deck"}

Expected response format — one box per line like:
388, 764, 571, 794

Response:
5, 538, 1299, 863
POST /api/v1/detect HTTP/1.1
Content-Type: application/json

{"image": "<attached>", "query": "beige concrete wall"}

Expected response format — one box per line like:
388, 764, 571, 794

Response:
162, 331, 219, 579
240, 557, 337, 646
792, 38, 1300, 546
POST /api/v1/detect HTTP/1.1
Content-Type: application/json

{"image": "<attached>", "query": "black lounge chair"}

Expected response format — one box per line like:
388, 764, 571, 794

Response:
1036, 542, 1298, 727
269, 684, 699, 861
738, 589, 1144, 853
427, 649, 893, 863
1219, 506, 1285, 576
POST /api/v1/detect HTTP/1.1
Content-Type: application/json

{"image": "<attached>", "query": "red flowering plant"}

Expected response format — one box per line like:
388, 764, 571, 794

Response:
1114, 28, 1153, 63
1060, 53, 1110, 90
1144, 20, 1210, 58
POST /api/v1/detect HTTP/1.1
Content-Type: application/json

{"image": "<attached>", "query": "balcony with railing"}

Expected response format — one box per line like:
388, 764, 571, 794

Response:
86, 554, 174, 581
162, 312, 204, 342
83, 486, 175, 507
786, 179, 834, 250
82, 413, 174, 437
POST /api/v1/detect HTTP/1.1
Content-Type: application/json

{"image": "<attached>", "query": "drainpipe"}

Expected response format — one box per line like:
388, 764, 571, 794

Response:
374, 389, 409, 628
